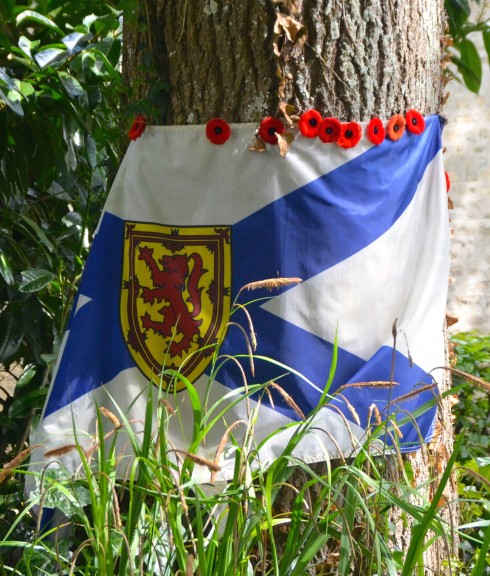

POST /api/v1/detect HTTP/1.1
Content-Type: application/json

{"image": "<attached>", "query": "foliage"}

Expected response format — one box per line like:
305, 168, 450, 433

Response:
0, 0, 125, 460
452, 331, 490, 461
451, 331, 490, 575
445, 0, 490, 93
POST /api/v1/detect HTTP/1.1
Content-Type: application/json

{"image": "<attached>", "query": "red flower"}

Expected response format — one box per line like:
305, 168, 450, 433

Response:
318, 117, 342, 143
367, 117, 385, 145
128, 115, 146, 141
445, 171, 451, 193
337, 122, 362, 148
406, 109, 425, 135
298, 109, 323, 138
386, 114, 406, 141
259, 116, 285, 145
206, 118, 231, 145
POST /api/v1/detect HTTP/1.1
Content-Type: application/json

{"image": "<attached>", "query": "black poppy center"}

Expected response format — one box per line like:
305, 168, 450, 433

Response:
214, 126, 223, 134
268, 126, 277, 136
326, 127, 333, 134
412, 118, 418, 125
373, 126, 379, 134
345, 129, 353, 138
309, 118, 318, 127
394, 124, 400, 133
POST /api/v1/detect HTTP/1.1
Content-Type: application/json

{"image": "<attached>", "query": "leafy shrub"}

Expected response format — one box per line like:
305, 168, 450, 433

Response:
445, 0, 490, 94
451, 331, 490, 575
0, 0, 124, 459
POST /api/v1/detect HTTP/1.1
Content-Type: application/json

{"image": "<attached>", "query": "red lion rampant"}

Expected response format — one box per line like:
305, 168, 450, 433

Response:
137, 245, 206, 357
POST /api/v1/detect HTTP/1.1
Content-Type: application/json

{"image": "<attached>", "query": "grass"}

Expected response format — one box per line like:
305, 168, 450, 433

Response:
0, 326, 489, 575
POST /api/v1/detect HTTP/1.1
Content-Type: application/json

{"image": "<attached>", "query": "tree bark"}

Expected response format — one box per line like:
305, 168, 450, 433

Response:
123, 1, 457, 572
123, 0, 444, 123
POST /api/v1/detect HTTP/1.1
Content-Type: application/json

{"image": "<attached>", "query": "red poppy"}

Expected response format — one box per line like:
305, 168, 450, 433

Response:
367, 117, 385, 145
206, 118, 231, 145
128, 115, 146, 141
317, 117, 342, 143
337, 122, 362, 148
259, 116, 285, 145
406, 109, 425, 135
298, 109, 323, 138
386, 114, 406, 141
445, 171, 451, 193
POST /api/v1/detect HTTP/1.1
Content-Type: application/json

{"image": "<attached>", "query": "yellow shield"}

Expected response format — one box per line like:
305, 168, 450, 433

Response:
121, 222, 231, 391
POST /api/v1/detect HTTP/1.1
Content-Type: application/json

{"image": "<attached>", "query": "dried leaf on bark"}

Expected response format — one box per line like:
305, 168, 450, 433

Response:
278, 101, 297, 125
274, 13, 307, 44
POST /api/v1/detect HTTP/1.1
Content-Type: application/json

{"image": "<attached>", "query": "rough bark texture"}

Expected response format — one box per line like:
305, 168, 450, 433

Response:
123, 1, 458, 573
123, 0, 444, 123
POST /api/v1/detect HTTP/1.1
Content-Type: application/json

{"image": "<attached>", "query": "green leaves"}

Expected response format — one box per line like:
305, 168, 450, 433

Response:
15, 10, 64, 36
445, 0, 489, 94
0, 310, 24, 363
0, 70, 24, 115
18, 269, 57, 293
453, 38, 483, 93
0, 0, 123, 474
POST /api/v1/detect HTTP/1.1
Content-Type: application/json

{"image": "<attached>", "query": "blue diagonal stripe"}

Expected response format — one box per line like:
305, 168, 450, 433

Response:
216, 116, 442, 443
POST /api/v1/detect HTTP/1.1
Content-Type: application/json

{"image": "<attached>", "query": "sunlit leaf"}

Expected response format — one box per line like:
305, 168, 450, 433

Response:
62, 31, 92, 55
0, 87, 23, 115
18, 35, 33, 59
15, 365, 37, 389
0, 310, 24, 363
19, 269, 57, 293
16, 10, 64, 36
0, 250, 15, 286
34, 47, 67, 69
0, 68, 18, 91
18, 81, 35, 98
62, 211, 82, 228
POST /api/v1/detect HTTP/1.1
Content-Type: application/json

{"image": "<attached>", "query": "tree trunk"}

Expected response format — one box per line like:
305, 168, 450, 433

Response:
123, 0, 444, 123
122, 1, 457, 572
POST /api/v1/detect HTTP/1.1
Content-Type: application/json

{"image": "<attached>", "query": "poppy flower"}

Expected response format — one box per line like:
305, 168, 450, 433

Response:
337, 121, 362, 148
259, 116, 285, 145
386, 114, 406, 141
206, 118, 231, 144
406, 109, 425, 135
128, 115, 146, 141
318, 117, 342, 143
367, 117, 385, 145
298, 109, 323, 138
445, 171, 451, 193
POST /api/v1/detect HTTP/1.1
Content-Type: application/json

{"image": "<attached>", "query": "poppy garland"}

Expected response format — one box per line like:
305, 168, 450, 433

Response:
128, 111, 427, 148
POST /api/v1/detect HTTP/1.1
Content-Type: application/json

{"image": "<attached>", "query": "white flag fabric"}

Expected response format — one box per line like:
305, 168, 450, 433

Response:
28, 115, 449, 484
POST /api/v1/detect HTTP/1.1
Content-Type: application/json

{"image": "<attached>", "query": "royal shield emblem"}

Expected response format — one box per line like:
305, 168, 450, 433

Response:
121, 222, 231, 391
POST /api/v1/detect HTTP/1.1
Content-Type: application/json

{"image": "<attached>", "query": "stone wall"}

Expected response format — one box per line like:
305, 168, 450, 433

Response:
443, 16, 490, 334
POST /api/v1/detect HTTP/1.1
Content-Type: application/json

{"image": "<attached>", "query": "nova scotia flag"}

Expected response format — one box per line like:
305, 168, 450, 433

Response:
29, 115, 449, 482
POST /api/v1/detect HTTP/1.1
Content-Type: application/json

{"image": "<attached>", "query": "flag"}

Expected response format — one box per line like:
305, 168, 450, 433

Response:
28, 115, 449, 483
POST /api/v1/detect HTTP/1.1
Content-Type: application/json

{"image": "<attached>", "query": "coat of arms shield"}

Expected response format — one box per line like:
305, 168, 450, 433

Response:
120, 222, 231, 390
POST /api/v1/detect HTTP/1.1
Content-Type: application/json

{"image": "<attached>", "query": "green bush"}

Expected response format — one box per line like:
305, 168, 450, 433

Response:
451, 331, 490, 575
0, 0, 124, 459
